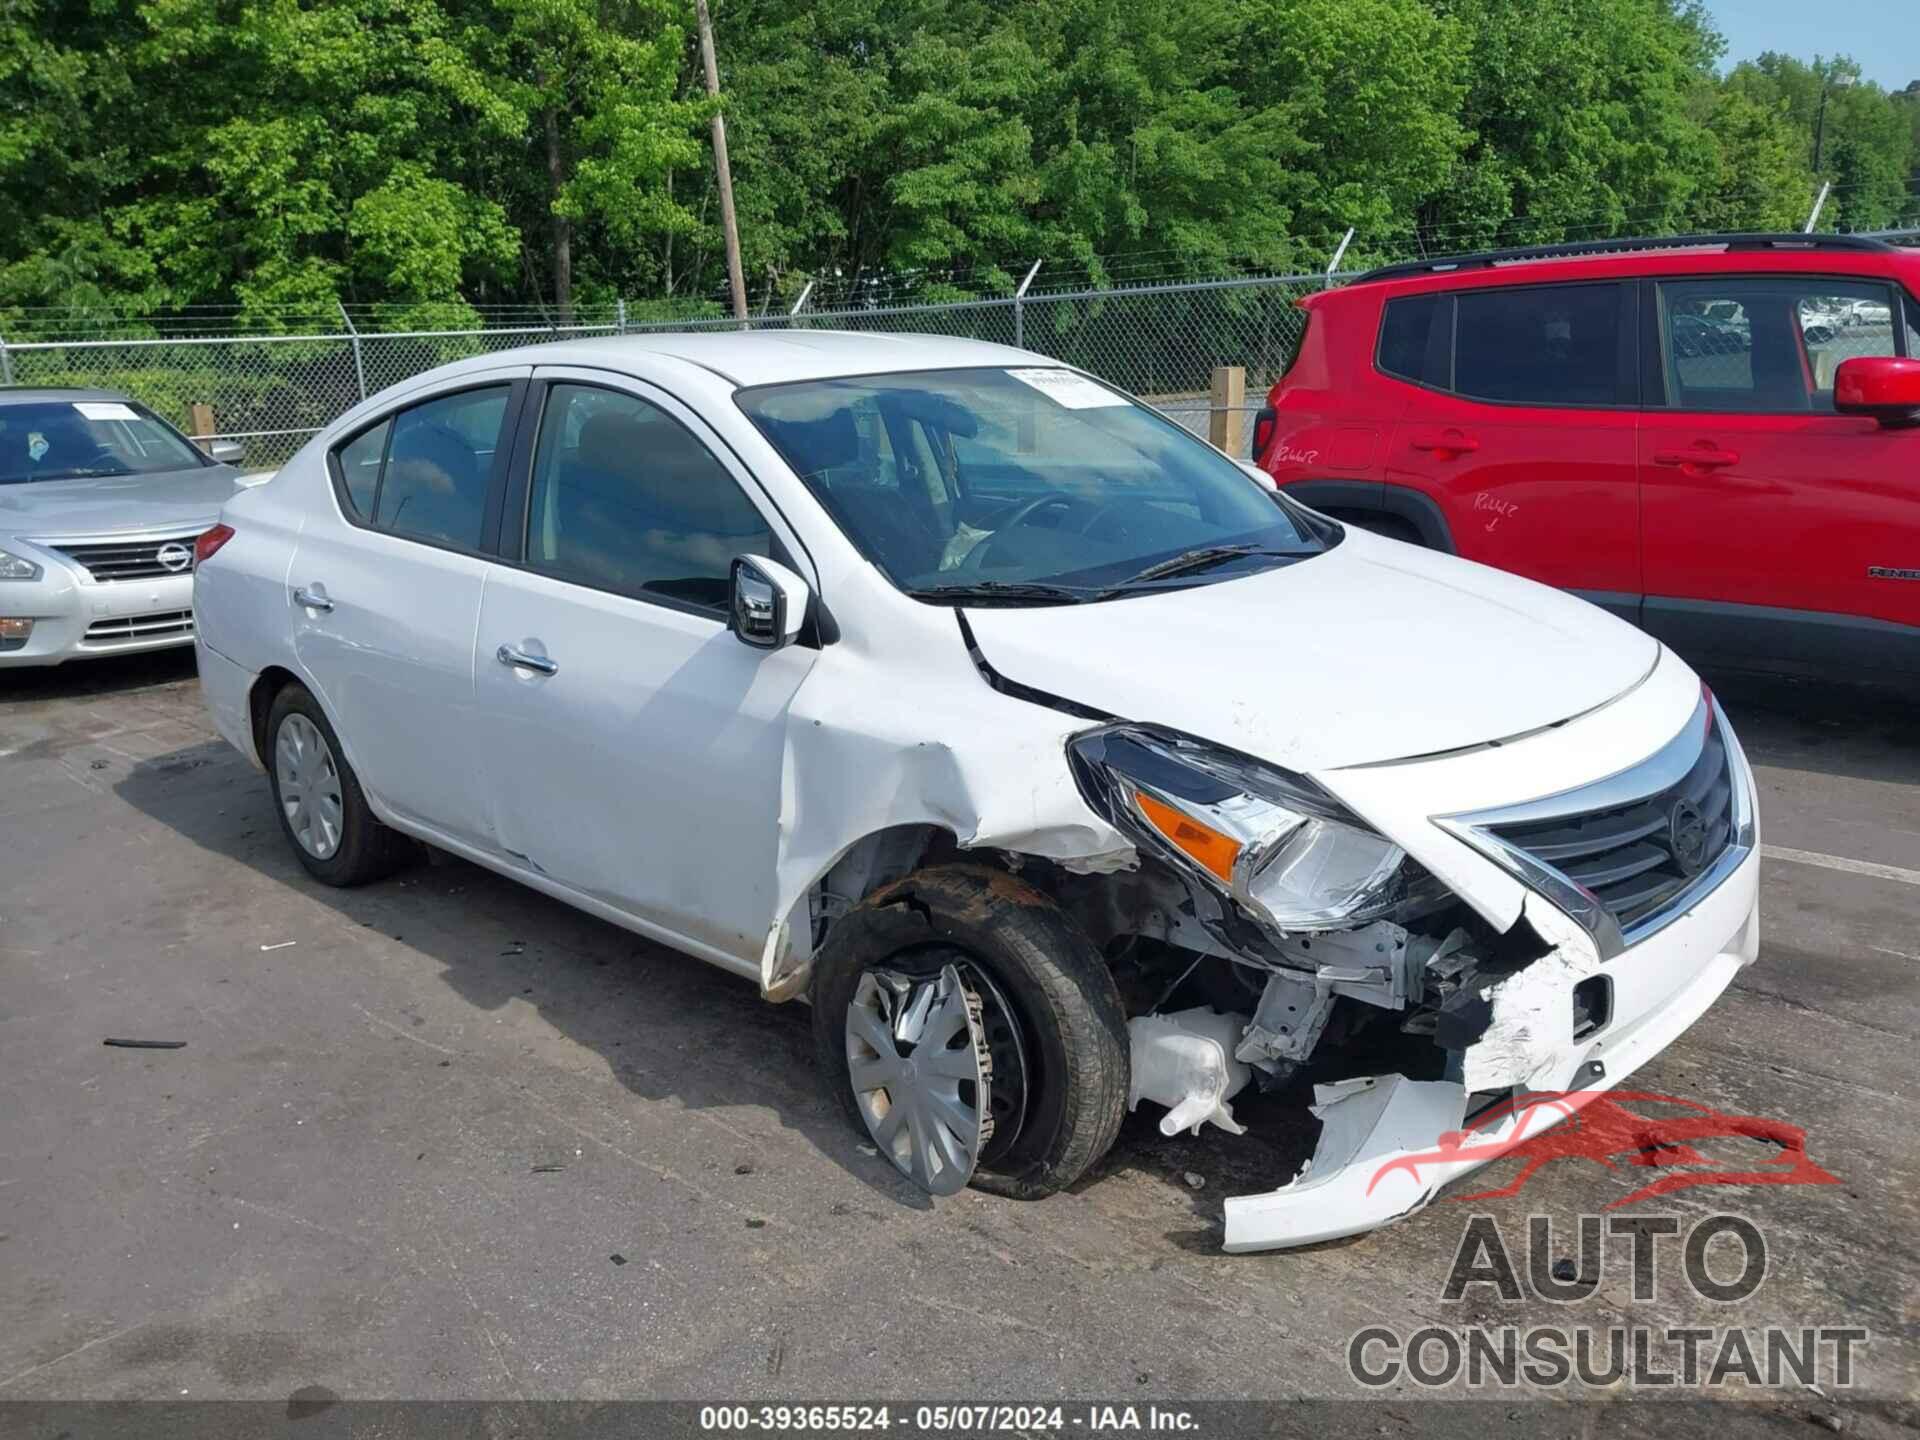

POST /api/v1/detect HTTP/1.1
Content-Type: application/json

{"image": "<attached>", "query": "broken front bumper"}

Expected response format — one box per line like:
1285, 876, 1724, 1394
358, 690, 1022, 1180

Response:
1222, 844, 1761, 1252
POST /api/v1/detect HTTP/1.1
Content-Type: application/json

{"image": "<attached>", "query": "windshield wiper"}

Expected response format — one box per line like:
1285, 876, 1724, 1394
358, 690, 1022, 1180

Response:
1100, 543, 1304, 594
905, 580, 1096, 606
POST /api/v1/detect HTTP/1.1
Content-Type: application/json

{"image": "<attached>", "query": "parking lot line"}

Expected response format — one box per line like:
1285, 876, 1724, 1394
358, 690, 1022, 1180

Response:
1762, 843, 1920, 888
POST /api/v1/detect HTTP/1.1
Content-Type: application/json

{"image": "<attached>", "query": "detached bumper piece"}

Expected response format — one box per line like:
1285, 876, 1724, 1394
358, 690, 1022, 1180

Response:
1224, 1076, 1465, 1252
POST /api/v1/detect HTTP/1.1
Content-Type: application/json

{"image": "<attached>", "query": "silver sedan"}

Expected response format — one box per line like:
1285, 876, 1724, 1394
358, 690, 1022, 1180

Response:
0, 387, 247, 666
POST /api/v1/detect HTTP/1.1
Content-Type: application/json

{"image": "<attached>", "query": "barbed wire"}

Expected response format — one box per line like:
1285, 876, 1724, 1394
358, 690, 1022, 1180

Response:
4, 211, 1914, 341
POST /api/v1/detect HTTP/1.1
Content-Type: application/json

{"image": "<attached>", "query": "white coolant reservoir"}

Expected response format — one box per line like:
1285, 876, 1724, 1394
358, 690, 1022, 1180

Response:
1126, 1007, 1253, 1138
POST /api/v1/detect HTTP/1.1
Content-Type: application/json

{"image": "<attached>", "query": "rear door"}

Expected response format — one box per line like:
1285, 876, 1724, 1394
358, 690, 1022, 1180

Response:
1384, 281, 1641, 616
291, 371, 528, 849
1637, 275, 1920, 678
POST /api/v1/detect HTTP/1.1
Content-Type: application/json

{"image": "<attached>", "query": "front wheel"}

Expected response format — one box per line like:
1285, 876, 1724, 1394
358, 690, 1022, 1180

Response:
811, 865, 1130, 1200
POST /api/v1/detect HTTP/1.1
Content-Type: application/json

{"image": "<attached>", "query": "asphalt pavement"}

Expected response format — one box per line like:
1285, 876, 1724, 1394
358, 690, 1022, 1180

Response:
1, 652, 1914, 1433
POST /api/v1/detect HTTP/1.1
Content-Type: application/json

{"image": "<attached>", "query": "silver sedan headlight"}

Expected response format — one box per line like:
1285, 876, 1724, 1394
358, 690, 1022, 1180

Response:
0, 548, 42, 581
1069, 725, 1435, 933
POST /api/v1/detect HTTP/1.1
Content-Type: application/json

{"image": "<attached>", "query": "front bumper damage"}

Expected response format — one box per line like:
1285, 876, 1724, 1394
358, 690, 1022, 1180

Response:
1220, 861, 1760, 1251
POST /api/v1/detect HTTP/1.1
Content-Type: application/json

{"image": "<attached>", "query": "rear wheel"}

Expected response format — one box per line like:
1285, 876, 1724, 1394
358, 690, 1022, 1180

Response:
265, 682, 413, 886
811, 865, 1130, 1200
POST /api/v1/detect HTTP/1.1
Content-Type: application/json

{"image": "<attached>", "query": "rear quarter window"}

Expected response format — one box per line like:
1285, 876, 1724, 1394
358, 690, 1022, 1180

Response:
1377, 294, 1447, 386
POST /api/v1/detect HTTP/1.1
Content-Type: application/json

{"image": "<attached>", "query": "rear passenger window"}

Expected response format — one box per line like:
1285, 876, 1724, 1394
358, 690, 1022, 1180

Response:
1378, 295, 1446, 386
329, 387, 511, 547
334, 420, 389, 518
372, 388, 510, 549
1454, 284, 1626, 406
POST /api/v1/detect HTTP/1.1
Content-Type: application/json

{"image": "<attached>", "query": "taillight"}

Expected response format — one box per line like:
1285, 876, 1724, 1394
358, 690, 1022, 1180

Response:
1251, 406, 1276, 461
194, 524, 235, 567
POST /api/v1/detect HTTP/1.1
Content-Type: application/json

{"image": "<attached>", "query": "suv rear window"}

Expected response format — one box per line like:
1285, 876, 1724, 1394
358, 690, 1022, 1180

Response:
1377, 295, 1447, 387
1454, 284, 1627, 406
1375, 283, 1629, 406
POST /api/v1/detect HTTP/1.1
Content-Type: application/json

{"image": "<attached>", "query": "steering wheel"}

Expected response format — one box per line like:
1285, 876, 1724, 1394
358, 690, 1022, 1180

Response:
974, 492, 1133, 571
995, 493, 1103, 534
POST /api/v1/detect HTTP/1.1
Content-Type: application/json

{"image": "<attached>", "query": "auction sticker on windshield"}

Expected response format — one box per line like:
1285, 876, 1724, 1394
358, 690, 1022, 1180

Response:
1006, 368, 1127, 408
74, 402, 140, 421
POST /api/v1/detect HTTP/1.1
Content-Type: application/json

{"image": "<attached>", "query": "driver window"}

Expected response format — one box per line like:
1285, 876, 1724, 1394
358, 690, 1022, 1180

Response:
525, 384, 771, 611
1658, 279, 1898, 413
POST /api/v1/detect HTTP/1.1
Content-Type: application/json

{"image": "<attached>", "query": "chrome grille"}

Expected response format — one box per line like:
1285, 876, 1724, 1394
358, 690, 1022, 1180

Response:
83, 609, 195, 645
1486, 725, 1734, 931
48, 535, 201, 582
1440, 693, 1753, 958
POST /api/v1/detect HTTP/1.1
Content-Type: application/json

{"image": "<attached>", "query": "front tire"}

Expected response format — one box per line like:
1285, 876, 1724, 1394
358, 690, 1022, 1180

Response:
811, 865, 1130, 1199
265, 682, 412, 886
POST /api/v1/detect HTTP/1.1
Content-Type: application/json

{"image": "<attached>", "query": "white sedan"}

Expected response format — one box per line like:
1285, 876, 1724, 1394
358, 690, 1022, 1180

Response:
192, 332, 1760, 1250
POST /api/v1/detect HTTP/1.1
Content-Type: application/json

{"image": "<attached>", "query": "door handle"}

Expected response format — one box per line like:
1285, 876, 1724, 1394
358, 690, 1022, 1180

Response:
1409, 430, 1480, 456
1653, 447, 1741, 470
292, 586, 334, 613
496, 643, 558, 677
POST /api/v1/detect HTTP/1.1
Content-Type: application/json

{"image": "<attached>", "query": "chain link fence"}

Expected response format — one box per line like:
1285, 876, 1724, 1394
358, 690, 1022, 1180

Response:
0, 275, 1323, 468
4, 226, 1914, 469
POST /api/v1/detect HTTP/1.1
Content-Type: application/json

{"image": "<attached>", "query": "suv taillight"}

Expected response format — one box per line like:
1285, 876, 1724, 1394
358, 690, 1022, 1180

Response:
1251, 407, 1276, 462
194, 524, 235, 567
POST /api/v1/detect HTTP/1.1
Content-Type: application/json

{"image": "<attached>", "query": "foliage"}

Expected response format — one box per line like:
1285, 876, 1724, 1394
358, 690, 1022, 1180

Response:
1, 0, 1914, 324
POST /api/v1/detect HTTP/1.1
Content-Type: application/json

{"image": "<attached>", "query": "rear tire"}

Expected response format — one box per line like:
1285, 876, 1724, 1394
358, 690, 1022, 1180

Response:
264, 681, 413, 886
811, 865, 1130, 1200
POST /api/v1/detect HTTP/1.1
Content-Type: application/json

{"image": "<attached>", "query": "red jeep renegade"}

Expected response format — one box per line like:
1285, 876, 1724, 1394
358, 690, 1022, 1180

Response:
1254, 234, 1920, 686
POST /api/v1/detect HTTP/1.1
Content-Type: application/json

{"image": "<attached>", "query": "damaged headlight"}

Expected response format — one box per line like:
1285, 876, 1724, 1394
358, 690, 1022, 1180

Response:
1069, 726, 1432, 933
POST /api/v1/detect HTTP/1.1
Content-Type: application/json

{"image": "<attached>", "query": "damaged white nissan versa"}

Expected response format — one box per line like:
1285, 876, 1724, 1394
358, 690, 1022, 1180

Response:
192, 333, 1760, 1251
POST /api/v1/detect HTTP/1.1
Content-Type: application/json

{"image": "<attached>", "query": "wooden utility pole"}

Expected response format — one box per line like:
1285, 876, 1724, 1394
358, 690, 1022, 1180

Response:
695, 0, 748, 322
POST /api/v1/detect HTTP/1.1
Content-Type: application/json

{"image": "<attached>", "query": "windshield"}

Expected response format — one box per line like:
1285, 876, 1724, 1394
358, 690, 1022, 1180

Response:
0, 399, 212, 485
737, 367, 1325, 603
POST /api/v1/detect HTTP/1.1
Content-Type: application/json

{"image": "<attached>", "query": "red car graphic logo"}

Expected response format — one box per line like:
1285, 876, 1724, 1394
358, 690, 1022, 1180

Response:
1369, 1090, 1840, 1208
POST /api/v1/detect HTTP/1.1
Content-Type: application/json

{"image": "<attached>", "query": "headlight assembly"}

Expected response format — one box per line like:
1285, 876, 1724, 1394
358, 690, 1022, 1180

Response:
1069, 725, 1435, 934
0, 548, 42, 582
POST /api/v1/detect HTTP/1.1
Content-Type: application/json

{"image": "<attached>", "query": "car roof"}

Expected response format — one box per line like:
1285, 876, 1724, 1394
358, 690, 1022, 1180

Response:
0, 386, 136, 406
444, 329, 1046, 389
1313, 232, 1919, 304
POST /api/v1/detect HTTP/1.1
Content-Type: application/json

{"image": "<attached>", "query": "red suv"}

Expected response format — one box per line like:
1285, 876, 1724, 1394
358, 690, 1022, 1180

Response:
1254, 234, 1920, 685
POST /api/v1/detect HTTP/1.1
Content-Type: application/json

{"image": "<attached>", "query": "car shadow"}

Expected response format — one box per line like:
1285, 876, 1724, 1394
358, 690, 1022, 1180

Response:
1704, 669, 1920, 790
111, 734, 1320, 1244
106, 662, 1909, 1256
111, 737, 942, 1215
0, 647, 197, 705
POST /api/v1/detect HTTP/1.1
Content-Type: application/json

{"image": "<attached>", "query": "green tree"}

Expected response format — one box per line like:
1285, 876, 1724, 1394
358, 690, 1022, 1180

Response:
1724, 54, 1916, 230
1424, 0, 1721, 247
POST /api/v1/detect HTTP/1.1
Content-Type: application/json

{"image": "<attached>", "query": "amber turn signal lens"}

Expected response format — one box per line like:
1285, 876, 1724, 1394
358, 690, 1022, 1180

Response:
1133, 790, 1241, 885
0, 617, 32, 641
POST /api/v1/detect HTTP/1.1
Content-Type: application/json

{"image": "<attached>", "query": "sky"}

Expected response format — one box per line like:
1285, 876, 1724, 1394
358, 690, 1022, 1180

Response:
1710, 0, 1918, 92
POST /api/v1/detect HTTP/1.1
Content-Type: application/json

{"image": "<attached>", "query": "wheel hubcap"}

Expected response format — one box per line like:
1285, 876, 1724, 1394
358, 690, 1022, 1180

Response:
846, 963, 993, 1195
275, 713, 345, 860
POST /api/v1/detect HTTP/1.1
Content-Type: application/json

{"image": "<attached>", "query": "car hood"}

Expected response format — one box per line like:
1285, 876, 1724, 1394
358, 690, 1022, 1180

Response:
1, 467, 241, 539
962, 533, 1660, 773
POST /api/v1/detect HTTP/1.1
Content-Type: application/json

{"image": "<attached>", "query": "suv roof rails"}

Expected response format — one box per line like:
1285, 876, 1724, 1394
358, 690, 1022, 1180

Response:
1357, 232, 1898, 284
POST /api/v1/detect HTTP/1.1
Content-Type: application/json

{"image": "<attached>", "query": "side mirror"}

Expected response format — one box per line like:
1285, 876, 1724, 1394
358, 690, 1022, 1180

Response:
206, 438, 247, 466
1236, 459, 1277, 491
730, 555, 810, 651
1835, 356, 1920, 428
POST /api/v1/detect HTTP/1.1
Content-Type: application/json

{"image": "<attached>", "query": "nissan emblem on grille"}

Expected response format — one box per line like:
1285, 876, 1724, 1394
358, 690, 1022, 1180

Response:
1668, 796, 1710, 877
156, 543, 193, 573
